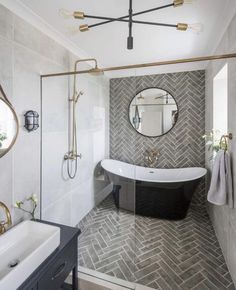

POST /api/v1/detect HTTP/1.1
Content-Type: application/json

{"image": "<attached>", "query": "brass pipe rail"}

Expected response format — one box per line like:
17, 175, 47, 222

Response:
41, 53, 236, 78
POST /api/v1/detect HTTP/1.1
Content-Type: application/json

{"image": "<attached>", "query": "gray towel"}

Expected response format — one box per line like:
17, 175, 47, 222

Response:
225, 152, 234, 208
207, 150, 233, 208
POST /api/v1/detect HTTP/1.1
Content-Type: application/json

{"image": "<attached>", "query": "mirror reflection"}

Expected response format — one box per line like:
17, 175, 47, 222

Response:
129, 88, 178, 137
0, 88, 19, 158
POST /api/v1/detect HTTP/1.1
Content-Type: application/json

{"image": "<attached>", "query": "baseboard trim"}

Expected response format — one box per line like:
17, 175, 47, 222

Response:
77, 267, 156, 290
78, 266, 134, 289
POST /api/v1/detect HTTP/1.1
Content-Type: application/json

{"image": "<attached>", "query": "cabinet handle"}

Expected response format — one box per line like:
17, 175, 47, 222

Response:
51, 262, 67, 280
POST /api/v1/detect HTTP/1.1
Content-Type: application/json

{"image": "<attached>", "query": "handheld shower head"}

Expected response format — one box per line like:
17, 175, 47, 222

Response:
74, 91, 84, 103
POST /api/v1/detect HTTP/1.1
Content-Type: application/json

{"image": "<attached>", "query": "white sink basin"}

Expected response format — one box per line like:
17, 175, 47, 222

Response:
0, 220, 60, 290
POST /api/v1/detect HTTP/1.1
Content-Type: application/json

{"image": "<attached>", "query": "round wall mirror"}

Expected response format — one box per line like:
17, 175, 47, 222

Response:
129, 88, 178, 137
0, 86, 19, 158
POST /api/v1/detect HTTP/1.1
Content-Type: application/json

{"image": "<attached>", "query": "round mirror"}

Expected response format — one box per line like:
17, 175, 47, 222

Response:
0, 87, 19, 158
129, 88, 178, 137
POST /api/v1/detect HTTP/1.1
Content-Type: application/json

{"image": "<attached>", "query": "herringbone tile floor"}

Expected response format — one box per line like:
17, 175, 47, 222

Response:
78, 195, 235, 290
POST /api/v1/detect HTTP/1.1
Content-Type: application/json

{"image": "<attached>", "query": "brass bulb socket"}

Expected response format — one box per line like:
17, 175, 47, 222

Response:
173, 0, 184, 7
177, 23, 188, 31
73, 11, 84, 19
79, 24, 89, 32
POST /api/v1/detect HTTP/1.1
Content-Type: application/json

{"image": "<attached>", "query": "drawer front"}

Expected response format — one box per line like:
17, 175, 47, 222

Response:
38, 241, 77, 290
18, 278, 38, 290
20, 285, 37, 290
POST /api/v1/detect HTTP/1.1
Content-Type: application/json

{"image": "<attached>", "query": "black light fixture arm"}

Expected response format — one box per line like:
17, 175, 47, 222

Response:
74, 0, 190, 49
83, 3, 174, 30
87, 16, 177, 29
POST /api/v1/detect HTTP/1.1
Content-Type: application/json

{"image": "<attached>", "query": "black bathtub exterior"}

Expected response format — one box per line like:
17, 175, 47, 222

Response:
112, 178, 202, 220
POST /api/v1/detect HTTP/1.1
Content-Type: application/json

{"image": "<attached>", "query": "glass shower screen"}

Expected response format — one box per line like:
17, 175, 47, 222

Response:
41, 66, 137, 287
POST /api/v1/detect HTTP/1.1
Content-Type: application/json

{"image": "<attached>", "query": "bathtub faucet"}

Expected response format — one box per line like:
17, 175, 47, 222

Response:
144, 149, 160, 168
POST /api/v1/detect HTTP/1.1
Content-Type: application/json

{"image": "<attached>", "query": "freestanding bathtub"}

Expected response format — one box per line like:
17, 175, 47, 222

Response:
101, 159, 207, 220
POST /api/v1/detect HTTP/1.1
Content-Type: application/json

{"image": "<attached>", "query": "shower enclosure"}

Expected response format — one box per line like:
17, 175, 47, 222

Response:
40, 62, 137, 287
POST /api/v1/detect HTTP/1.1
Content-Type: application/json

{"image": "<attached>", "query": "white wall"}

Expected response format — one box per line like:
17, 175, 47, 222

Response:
41, 72, 110, 226
0, 4, 110, 226
205, 12, 236, 285
213, 65, 228, 136
0, 4, 70, 223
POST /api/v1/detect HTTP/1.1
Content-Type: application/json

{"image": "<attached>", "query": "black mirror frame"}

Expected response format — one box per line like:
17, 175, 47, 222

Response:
128, 87, 179, 138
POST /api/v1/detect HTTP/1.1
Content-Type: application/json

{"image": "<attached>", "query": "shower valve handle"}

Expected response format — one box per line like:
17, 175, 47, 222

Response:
64, 152, 82, 160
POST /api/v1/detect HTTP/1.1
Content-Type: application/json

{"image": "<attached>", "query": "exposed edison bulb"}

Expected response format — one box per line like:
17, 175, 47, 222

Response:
66, 26, 80, 35
59, 9, 84, 19
59, 8, 74, 19
188, 23, 203, 34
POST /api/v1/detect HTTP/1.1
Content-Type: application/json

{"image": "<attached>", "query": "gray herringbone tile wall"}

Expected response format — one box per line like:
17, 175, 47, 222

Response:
110, 71, 205, 205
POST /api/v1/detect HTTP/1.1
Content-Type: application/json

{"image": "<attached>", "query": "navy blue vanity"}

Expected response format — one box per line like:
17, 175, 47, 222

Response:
18, 221, 81, 290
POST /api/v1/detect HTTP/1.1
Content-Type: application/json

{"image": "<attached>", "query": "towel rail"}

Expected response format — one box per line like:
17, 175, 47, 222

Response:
220, 133, 233, 151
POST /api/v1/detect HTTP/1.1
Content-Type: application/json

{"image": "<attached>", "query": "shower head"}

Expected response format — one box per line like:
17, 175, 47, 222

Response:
89, 66, 104, 76
73, 58, 104, 76
137, 93, 145, 100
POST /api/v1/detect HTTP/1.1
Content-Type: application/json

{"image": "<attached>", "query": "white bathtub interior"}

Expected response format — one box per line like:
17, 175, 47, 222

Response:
101, 159, 207, 183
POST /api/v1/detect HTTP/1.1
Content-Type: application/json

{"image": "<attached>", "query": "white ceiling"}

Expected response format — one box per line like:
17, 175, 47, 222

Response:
11, 0, 236, 75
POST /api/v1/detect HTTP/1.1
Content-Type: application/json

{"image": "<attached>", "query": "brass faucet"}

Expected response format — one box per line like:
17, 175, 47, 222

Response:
144, 149, 160, 168
0, 202, 12, 235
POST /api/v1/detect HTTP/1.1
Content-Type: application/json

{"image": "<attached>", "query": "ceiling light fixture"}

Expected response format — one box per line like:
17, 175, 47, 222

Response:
60, 0, 200, 50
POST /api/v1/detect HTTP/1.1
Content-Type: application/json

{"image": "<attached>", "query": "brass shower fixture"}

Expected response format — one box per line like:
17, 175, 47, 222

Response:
60, 0, 200, 49
137, 93, 145, 100
71, 58, 103, 75
64, 58, 103, 179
